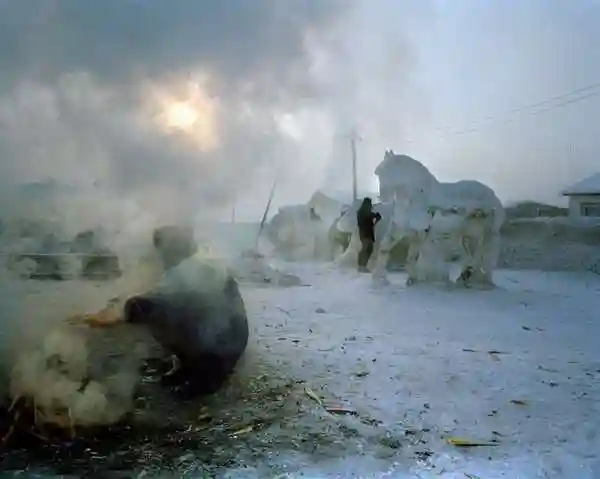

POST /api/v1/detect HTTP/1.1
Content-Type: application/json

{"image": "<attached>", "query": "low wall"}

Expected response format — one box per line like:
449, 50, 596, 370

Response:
499, 217, 600, 273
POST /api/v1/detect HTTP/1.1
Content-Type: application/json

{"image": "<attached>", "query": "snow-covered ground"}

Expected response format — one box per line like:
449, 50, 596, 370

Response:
231, 263, 600, 478
1, 262, 599, 478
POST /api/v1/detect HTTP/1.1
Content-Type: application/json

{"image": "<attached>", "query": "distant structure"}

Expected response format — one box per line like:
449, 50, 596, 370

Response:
504, 201, 567, 220
562, 173, 600, 218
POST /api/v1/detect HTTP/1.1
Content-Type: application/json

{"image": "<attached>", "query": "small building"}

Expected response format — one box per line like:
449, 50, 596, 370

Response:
562, 173, 600, 217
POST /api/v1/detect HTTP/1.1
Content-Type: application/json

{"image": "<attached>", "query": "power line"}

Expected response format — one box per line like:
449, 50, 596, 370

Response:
486, 80, 600, 118
453, 88, 600, 136
532, 88, 600, 114
407, 79, 600, 143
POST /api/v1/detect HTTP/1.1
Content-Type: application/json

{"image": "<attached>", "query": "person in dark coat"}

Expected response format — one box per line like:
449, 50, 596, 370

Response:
356, 197, 382, 271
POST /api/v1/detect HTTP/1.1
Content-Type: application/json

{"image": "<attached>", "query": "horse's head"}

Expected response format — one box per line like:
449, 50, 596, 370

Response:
376, 151, 438, 202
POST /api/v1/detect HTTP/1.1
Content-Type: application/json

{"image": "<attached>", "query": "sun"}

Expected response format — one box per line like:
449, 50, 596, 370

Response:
148, 76, 220, 152
165, 101, 200, 131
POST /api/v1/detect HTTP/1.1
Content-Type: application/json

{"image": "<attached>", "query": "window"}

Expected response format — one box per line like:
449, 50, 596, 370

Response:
580, 202, 600, 217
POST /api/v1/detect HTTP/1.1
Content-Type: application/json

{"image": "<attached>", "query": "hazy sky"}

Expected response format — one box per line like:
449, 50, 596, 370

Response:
405, 0, 600, 206
1, 0, 599, 223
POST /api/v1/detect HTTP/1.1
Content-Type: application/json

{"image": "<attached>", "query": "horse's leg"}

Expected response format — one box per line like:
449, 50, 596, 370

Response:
366, 237, 381, 271
480, 227, 501, 286
331, 241, 343, 261
461, 216, 496, 286
448, 215, 482, 284
404, 233, 422, 285
372, 227, 398, 282
450, 231, 473, 284
470, 226, 488, 283
336, 231, 360, 268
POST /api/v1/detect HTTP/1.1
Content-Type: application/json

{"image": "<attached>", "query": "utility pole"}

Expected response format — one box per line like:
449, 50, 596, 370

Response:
343, 128, 362, 202
351, 133, 357, 202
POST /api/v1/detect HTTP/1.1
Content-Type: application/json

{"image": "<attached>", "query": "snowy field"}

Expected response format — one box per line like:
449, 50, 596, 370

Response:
231, 263, 600, 478
1, 262, 600, 478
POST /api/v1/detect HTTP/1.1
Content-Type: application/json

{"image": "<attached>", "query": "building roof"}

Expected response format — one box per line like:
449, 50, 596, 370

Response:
563, 173, 600, 195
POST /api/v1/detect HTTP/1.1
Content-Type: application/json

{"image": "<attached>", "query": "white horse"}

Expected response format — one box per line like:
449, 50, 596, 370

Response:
371, 150, 505, 286
399, 180, 504, 285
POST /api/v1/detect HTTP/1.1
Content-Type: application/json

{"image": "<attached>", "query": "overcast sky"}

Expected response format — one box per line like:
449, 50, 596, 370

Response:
1, 0, 599, 223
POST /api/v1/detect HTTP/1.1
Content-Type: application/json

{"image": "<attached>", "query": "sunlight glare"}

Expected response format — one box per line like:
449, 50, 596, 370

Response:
165, 101, 199, 130
149, 76, 220, 152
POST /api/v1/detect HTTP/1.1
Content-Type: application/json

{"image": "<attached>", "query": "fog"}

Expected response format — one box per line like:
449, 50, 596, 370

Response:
1, 1, 598, 225
0, 0, 344, 227
404, 0, 600, 205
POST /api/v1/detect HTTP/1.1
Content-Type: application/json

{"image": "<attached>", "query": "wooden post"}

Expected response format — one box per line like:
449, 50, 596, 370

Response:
255, 180, 277, 249
344, 128, 362, 203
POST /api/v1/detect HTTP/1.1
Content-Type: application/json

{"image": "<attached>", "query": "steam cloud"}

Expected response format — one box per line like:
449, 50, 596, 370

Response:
0, 0, 357, 424
0, 0, 349, 226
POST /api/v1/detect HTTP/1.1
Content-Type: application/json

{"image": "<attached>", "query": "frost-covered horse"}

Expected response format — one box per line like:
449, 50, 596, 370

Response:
372, 150, 504, 285
393, 180, 504, 285
267, 205, 331, 261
